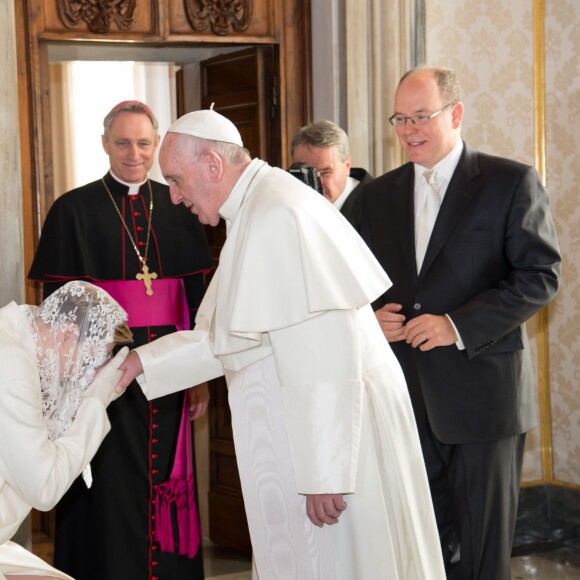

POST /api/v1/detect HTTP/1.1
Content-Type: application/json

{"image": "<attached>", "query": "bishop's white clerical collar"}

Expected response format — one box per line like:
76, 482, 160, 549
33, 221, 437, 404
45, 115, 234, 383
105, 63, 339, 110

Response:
109, 170, 148, 196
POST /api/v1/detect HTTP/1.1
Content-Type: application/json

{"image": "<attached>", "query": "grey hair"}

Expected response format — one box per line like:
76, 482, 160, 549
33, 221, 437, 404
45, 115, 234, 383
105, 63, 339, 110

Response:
399, 66, 463, 103
183, 136, 251, 166
103, 101, 159, 138
290, 120, 350, 162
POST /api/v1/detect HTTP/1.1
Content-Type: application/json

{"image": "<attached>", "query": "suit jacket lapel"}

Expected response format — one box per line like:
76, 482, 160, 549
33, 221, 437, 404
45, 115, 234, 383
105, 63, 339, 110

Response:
393, 164, 417, 282
419, 143, 480, 278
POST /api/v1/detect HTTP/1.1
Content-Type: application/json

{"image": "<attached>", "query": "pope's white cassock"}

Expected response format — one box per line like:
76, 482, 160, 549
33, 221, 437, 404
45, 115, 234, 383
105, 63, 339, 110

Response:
135, 159, 446, 579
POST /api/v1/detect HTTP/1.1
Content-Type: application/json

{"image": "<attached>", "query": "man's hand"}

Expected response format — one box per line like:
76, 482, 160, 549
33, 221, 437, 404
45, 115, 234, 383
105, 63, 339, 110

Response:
375, 303, 406, 342
116, 350, 144, 394
187, 383, 210, 421
404, 314, 457, 350
306, 494, 347, 527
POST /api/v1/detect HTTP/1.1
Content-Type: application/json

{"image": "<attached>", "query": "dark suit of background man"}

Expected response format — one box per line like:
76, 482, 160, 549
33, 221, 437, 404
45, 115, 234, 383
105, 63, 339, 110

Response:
361, 66, 561, 580
291, 119, 373, 232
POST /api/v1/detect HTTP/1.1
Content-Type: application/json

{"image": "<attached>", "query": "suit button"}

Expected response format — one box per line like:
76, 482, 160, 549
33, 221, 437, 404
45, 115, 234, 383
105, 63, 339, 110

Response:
413, 303, 421, 310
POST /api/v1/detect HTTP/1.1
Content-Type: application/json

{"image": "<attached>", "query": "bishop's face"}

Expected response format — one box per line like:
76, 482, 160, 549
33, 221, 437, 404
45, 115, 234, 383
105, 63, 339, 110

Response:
102, 111, 160, 183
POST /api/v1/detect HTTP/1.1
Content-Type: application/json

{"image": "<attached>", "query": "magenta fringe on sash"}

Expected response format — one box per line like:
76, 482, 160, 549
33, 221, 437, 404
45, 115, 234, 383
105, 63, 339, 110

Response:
153, 396, 201, 557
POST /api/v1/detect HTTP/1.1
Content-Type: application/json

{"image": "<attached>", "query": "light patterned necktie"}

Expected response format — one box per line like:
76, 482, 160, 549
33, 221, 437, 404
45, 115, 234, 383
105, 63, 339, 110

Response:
415, 169, 441, 272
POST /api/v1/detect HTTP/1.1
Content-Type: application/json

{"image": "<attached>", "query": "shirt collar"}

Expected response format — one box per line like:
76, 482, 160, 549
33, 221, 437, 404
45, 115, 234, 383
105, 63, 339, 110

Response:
219, 158, 268, 231
413, 140, 464, 188
333, 175, 359, 211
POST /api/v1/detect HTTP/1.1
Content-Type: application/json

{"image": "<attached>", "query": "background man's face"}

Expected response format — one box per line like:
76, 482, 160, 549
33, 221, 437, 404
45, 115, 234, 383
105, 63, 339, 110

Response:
292, 144, 351, 202
102, 112, 160, 183
394, 72, 461, 169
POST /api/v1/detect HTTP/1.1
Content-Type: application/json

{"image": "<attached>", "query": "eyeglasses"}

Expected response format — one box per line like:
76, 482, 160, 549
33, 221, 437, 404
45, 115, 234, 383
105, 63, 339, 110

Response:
388, 101, 457, 127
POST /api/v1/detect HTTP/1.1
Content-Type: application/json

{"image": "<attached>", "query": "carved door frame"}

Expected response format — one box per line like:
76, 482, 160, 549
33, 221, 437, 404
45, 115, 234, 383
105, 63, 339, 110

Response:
16, 0, 313, 304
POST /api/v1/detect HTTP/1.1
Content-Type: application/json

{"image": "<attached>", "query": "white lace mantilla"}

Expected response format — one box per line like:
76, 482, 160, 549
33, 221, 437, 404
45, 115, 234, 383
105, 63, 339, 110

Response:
25, 281, 127, 440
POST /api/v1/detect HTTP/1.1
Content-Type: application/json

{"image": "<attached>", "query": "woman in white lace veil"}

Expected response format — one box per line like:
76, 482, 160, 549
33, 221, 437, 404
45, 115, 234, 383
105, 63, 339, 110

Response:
28, 280, 131, 440
0, 280, 131, 580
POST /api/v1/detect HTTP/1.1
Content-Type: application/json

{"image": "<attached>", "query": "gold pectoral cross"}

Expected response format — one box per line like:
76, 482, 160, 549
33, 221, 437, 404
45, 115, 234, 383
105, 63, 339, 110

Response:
136, 264, 158, 296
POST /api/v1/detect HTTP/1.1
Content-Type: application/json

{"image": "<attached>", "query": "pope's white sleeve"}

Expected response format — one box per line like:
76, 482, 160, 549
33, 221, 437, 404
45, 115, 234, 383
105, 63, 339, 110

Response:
268, 309, 364, 495
136, 320, 224, 400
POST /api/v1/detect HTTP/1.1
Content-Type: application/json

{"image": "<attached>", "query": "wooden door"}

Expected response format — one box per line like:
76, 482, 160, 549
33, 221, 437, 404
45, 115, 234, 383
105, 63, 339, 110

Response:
178, 46, 279, 555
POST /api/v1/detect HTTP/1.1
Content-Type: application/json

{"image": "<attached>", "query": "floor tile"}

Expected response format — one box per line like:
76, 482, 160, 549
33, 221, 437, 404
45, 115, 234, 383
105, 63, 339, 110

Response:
511, 547, 580, 579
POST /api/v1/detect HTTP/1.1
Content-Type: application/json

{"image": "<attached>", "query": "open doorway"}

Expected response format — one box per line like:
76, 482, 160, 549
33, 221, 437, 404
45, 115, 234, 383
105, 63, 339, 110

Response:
47, 43, 247, 195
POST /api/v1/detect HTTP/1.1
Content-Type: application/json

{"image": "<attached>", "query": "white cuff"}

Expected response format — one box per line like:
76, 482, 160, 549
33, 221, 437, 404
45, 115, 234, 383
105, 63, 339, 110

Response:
445, 314, 465, 350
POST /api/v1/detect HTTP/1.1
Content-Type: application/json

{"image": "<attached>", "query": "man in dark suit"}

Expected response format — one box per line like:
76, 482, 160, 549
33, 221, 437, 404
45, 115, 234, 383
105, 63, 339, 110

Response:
291, 120, 373, 232
361, 66, 561, 580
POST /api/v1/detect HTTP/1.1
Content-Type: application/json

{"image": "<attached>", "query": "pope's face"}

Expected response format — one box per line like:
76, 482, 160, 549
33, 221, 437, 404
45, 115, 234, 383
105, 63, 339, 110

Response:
292, 144, 351, 202
102, 112, 160, 183
394, 71, 462, 169
160, 133, 224, 227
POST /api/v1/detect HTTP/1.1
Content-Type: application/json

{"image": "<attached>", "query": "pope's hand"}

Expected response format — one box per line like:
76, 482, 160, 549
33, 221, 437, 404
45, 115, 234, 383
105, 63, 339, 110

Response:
306, 494, 347, 527
83, 347, 129, 408
187, 383, 210, 421
116, 350, 144, 394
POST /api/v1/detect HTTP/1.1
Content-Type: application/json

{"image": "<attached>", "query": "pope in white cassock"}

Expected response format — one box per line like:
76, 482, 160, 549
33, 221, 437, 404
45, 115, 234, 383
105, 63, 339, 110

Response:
117, 109, 446, 580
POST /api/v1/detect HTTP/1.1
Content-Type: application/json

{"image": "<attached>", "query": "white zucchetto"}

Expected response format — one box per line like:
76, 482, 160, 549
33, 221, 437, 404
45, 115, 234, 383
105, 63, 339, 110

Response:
168, 108, 243, 147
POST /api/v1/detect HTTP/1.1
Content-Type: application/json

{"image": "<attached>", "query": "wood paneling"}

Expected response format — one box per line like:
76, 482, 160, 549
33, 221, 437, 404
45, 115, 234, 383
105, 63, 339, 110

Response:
169, 0, 273, 38
41, 0, 159, 37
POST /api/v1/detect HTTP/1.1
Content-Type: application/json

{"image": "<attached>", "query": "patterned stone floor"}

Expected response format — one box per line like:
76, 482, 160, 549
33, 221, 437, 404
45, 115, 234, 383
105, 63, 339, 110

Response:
511, 546, 580, 579
33, 533, 580, 579
205, 544, 580, 579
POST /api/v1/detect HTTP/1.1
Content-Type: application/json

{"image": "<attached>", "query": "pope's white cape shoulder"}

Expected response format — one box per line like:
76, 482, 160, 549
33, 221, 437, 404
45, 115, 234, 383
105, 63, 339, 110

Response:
136, 163, 392, 392
213, 164, 391, 356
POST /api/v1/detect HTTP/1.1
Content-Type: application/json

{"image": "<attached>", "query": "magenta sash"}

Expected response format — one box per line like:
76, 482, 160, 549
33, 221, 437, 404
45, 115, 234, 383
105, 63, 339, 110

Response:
96, 278, 200, 555
93, 279, 190, 331
153, 396, 201, 557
